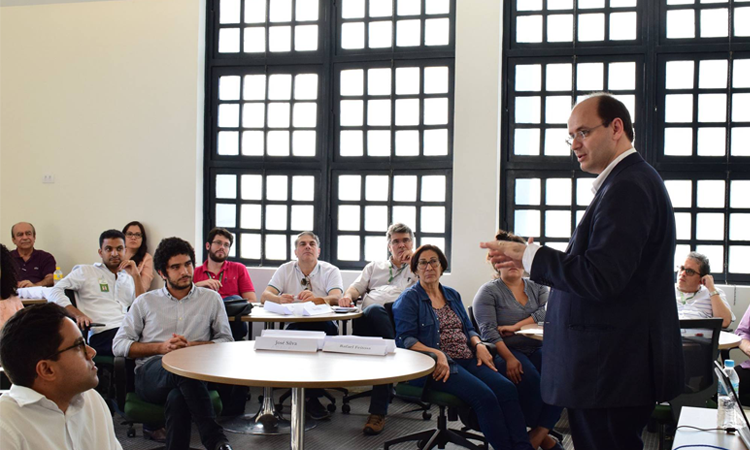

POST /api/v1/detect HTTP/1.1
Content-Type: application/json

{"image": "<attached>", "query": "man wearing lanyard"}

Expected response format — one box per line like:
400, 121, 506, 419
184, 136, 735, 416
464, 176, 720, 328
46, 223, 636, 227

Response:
194, 227, 256, 341
339, 223, 416, 435
675, 251, 733, 328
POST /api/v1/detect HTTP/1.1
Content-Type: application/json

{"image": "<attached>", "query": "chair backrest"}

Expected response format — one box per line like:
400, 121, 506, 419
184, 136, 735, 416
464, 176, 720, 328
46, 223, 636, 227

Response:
679, 318, 723, 394
113, 356, 137, 411
467, 306, 479, 332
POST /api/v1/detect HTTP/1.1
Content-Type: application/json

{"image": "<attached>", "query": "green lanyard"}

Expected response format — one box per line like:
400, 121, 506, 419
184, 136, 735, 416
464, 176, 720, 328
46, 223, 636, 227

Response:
207, 271, 224, 283
388, 262, 407, 284
679, 290, 697, 305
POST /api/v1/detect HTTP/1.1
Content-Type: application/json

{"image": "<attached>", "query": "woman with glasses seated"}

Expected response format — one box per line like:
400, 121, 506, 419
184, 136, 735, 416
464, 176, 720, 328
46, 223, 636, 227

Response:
393, 244, 533, 450
473, 230, 563, 450
122, 221, 154, 292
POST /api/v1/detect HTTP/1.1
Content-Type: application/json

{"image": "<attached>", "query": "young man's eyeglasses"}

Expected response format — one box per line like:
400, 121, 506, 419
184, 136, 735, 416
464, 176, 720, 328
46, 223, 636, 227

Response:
565, 123, 606, 147
45, 338, 88, 360
417, 259, 440, 269
211, 241, 231, 249
677, 266, 700, 277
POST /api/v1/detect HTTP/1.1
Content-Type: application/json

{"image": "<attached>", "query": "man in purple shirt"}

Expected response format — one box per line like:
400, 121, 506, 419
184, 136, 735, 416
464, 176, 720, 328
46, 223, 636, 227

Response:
11, 222, 56, 288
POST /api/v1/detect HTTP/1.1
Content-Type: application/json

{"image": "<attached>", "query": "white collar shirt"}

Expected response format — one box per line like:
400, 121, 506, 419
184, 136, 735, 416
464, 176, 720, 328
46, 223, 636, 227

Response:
0, 385, 122, 450
348, 260, 416, 308
267, 260, 343, 298
46, 263, 136, 334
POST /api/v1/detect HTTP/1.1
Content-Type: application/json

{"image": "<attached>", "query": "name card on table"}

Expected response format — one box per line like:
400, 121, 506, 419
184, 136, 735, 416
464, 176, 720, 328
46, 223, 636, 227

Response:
255, 329, 326, 352
322, 336, 397, 356
263, 301, 333, 316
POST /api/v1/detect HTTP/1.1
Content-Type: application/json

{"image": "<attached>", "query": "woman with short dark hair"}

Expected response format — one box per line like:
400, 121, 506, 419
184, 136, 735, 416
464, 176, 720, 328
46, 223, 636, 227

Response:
394, 245, 533, 450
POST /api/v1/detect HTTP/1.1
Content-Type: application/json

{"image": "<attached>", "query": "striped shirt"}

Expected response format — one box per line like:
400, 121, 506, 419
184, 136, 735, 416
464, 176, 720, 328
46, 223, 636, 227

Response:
472, 278, 549, 354
676, 285, 734, 322
112, 285, 232, 370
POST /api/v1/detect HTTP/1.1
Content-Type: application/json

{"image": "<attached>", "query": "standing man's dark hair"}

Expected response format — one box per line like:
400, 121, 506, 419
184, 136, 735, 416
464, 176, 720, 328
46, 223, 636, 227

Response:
1, 244, 19, 300
0, 303, 73, 387
154, 237, 196, 277
591, 92, 635, 143
99, 229, 126, 248
206, 227, 234, 247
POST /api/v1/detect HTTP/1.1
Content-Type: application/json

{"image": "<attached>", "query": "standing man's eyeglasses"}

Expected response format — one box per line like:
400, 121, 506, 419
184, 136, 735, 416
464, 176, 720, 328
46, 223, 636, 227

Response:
565, 123, 607, 147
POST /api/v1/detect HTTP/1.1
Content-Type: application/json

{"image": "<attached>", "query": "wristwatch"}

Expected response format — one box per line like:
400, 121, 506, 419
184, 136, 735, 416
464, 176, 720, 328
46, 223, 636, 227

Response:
709, 290, 720, 297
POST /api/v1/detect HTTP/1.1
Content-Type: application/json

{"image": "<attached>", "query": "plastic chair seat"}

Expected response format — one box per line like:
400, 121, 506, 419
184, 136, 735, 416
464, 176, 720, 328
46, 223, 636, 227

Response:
123, 390, 222, 425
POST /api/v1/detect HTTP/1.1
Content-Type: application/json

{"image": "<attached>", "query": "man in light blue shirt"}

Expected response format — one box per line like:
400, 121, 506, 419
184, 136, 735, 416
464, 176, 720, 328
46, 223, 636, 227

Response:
113, 237, 233, 450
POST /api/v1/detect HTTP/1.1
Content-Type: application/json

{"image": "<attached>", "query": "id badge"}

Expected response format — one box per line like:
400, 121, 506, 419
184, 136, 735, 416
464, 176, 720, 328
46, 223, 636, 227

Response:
99, 279, 110, 292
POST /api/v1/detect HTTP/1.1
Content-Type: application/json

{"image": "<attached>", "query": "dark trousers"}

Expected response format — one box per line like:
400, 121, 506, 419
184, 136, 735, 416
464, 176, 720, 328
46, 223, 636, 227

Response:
493, 347, 562, 430
734, 365, 750, 406
353, 304, 394, 415
567, 404, 654, 450
412, 358, 533, 450
89, 328, 118, 357
136, 356, 227, 450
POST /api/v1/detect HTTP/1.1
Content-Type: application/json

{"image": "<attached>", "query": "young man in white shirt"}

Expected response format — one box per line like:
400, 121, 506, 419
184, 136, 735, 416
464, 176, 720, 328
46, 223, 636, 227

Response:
339, 223, 416, 434
675, 251, 734, 328
47, 229, 144, 356
261, 231, 343, 420
0, 303, 122, 450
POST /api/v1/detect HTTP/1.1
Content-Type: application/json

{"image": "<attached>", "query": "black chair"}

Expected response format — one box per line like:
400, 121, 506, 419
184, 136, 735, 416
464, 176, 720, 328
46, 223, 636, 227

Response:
652, 317, 722, 450
383, 302, 487, 450
114, 356, 223, 447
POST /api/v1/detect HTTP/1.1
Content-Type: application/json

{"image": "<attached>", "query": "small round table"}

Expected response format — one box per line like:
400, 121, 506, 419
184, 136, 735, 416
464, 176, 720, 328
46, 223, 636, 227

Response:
224, 307, 362, 435
519, 324, 742, 350
162, 341, 435, 450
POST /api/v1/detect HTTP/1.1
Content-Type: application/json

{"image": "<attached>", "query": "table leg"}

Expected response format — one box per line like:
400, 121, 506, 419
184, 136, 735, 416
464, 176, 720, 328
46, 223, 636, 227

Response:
218, 386, 316, 435
291, 387, 305, 450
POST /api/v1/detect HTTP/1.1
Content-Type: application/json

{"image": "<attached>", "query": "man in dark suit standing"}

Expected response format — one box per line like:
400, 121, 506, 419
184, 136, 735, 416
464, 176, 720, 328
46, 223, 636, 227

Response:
482, 93, 684, 450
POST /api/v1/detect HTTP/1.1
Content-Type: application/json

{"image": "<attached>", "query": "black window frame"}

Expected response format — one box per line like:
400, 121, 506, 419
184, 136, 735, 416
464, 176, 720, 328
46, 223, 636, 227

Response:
501, 0, 750, 284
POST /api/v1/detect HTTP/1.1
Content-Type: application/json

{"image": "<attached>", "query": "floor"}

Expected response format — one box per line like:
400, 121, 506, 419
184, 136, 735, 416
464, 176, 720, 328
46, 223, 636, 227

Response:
113, 387, 662, 450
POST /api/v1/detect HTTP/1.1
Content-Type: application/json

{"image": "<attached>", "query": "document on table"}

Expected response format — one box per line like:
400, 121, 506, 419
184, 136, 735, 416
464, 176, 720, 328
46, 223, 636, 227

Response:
263, 301, 333, 316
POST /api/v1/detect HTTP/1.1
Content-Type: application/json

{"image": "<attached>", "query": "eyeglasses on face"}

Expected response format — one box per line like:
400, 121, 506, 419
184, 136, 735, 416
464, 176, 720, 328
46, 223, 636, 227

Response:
126, 232, 143, 238
417, 259, 441, 269
45, 338, 88, 360
565, 123, 607, 147
211, 241, 231, 249
677, 266, 700, 277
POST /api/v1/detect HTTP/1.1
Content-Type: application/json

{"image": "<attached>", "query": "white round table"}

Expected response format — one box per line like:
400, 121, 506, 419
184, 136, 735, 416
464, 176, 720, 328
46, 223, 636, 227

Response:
224, 307, 362, 435
162, 341, 435, 450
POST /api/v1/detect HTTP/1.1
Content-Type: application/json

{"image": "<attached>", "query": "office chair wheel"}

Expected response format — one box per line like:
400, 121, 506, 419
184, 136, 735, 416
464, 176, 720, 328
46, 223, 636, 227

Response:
418, 438, 427, 448
341, 403, 351, 414
258, 395, 264, 403
422, 411, 432, 420
127, 428, 136, 438
327, 403, 336, 412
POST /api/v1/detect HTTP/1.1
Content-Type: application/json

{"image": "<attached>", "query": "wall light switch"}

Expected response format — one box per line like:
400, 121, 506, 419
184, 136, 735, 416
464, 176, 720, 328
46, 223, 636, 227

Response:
43, 174, 54, 184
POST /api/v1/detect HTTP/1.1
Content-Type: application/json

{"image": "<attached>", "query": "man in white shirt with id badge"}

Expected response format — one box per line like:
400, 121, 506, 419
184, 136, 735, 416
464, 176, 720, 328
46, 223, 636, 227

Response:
48, 229, 144, 357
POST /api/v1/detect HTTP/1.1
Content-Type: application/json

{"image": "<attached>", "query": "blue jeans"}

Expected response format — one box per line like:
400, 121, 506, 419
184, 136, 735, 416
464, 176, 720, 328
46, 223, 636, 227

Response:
493, 347, 562, 430
412, 358, 533, 450
353, 304, 395, 415
136, 356, 227, 450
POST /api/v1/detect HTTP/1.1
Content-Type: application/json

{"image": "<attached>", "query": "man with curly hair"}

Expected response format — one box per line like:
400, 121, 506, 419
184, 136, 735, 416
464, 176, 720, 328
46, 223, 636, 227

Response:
113, 237, 233, 450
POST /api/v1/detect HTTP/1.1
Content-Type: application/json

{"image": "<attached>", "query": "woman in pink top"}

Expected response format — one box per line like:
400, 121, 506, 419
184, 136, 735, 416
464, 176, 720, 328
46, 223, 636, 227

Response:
123, 221, 154, 292
0, 244, 24, 329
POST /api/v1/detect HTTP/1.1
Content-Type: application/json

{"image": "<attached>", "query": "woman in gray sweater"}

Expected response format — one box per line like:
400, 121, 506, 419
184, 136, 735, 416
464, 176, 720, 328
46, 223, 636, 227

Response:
473, 230, 563, 450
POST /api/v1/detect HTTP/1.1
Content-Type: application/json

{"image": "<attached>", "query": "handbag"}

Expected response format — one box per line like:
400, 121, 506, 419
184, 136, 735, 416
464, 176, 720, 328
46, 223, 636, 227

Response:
223, 297, 254, 322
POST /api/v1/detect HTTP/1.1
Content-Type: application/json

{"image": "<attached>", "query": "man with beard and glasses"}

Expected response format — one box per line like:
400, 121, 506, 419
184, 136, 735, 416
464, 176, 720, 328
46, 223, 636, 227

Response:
113, 237, 233, 450
194, 227, 256, 341
48, 229, 143, 357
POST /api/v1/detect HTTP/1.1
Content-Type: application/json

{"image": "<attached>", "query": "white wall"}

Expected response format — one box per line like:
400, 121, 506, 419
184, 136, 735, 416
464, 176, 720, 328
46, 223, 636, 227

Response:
0, 0, 503, 303
0, 0, 205, 283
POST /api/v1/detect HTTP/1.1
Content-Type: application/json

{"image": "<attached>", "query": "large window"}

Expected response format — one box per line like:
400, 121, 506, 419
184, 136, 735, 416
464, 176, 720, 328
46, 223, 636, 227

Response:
205, 0, 455, 269
501, 0, 750, 283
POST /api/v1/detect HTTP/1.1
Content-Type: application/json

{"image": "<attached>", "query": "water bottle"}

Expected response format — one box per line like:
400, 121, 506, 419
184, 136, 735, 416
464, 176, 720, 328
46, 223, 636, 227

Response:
53, 266, 63, 285
718, 359, 741, 429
